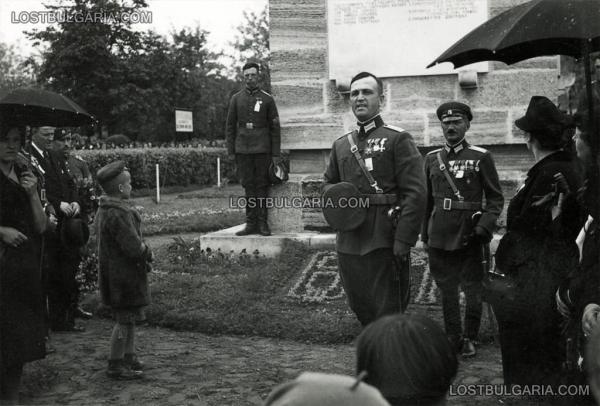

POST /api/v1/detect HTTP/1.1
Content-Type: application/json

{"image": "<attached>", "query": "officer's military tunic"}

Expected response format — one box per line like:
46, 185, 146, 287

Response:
324, 115, 426, 325
422, 139, 503, 341
30, 143, 82, 331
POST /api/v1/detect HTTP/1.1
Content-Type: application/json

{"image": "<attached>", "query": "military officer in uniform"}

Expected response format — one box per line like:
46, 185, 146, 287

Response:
226, 61, 281, 236
323, 72, 426, 326
52, 129, 93, 320
53, 129, 95, 222
422, 101, 504, 357
31, 126, 85, 332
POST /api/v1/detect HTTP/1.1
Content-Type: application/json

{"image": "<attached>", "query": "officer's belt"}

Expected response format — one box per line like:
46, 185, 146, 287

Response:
364, 194, 397, 205
434, 198, 481, 211
238, 123, 266, 129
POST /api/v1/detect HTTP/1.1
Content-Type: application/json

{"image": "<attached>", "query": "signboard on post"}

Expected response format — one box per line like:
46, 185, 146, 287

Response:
327, 0, 489, 80
175, 109, 193, 132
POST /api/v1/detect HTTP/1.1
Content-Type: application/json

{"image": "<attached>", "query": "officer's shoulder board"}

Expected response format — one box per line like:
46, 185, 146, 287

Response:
426, 148, 442, 156
260, 90, 273, 99
74, 154, 85, 162
336, 130, 354, 141
468, 145, 489, 154
383, 124, 406, 133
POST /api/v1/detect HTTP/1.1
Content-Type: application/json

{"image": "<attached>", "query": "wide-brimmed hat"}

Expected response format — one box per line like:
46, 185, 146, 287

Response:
322, 182, 367, 232
515, 96, 567, 133
61, 217, 90, 247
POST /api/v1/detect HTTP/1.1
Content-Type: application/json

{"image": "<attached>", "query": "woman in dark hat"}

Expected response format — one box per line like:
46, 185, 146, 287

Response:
0, 120, 49, 402
491, 96, 586, 393
356, 314, 458, 405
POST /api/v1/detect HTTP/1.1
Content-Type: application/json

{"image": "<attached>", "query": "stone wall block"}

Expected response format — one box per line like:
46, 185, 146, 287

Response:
460, 70, 558, 108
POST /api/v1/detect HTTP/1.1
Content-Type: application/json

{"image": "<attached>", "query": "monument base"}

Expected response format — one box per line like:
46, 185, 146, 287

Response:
267, 173, 330, 233
199, 224, 335, 257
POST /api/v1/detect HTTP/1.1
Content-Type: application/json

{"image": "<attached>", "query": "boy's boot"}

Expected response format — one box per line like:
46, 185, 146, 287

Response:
107, 359, 142, 379
124, 353, 144, 374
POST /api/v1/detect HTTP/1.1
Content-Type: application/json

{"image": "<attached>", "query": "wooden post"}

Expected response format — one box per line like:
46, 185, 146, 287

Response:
155, 164, 160, 203
217, 157, 221, 188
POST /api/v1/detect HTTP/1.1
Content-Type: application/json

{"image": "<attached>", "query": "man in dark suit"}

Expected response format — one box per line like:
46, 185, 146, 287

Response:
31, 126, 84, 332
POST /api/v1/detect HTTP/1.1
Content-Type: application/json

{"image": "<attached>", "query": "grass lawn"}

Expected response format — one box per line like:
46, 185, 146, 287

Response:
131, 184, 245, 236
86, 238, 497, 344
83, 184, 496, 344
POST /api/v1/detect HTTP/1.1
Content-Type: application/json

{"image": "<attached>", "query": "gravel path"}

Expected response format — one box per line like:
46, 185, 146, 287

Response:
16, 317, 546, 406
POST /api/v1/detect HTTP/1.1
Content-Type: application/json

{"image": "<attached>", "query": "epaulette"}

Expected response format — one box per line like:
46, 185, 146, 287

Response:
74, 154, 85, 161
426, 148, 442, 156
260, 89, 273, 97
468, 145, 489, 154
336, 130, 355, 140
383, 124, 406, 133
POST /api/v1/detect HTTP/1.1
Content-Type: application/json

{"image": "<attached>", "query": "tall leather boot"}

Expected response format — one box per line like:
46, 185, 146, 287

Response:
236, 205, 258, 236
257, 206, 271, 236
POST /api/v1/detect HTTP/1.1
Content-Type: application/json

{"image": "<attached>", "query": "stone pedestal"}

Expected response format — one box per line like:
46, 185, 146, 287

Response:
267, 173, 329, 233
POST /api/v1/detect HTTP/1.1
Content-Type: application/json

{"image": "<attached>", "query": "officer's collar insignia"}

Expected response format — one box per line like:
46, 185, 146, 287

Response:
357, 114, 384, 135
364, 120, 376, 132
445, 138, 466, 154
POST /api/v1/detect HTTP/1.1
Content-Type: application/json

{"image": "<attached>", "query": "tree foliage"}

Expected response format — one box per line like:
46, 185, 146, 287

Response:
230, 6, 271, 91
26, 0, 236, 141
0, 42, 37, 97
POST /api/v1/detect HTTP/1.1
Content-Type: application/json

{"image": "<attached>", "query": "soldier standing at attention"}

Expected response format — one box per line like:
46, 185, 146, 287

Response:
422, 101, 504, 357
226, 61, 281, 236
323, 72, 426, 326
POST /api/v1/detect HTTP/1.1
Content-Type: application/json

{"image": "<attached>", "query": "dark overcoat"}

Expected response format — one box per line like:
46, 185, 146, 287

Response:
95, 195, 150, 309
491, 150, 585, 388
0, 170, 46, 367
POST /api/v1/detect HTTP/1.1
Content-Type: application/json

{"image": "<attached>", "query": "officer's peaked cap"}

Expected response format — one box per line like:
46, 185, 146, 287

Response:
437, 101, 473, 122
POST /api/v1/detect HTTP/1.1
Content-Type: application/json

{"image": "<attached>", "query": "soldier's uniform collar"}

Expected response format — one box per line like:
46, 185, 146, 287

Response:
245, 86, 261, 95
357, 114, 384, 138
444, 138, 468, 154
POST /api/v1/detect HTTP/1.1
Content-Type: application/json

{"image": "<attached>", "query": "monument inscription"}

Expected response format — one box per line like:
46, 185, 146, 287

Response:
328, 0, 489, 79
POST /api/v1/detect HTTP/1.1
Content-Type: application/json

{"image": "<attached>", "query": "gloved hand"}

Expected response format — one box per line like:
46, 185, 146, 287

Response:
553, 172, 570, 195
393, 240, 410, 257
472, 225, 492, 244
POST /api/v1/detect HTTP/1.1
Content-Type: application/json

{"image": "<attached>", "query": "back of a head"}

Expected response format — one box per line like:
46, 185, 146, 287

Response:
263, 372, 390, 406
356, 314, 457, 405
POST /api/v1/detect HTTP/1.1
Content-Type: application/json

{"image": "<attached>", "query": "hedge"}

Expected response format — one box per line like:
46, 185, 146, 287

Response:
76, 147, 237, 189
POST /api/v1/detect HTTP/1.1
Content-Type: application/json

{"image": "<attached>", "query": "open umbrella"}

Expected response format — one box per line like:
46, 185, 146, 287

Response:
427, 0, 600, 152
0, 87, 96, 127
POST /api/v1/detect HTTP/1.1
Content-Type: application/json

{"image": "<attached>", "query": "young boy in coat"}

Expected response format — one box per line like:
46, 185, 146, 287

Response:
95, 161, 153, 379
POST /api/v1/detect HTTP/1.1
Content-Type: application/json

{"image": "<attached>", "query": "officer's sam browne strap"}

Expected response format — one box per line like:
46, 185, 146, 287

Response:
346, 132, 383, 194
436, 151, 464, 201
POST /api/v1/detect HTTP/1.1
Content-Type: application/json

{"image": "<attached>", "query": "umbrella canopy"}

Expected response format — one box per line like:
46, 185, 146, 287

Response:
427, 0, 600, 155
427, 0, 600, 69
0, 87, 96, 127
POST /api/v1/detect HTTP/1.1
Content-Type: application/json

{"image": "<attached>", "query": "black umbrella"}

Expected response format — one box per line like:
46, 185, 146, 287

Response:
427, 0, 600, 153
0, 87, 96, 127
